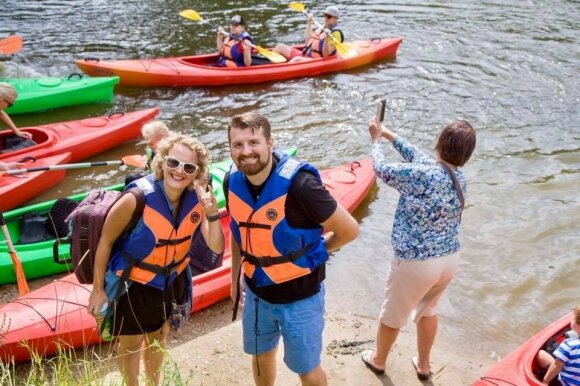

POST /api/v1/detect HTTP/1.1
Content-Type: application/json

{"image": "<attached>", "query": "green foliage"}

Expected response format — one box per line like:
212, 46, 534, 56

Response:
0, 340, 192, 385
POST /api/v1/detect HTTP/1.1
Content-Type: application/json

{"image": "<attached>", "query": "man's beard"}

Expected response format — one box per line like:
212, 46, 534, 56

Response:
237, 151, 271, 176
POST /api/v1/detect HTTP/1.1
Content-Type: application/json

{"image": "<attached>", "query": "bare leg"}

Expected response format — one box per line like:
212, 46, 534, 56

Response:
272, 43, 293, 58
252, 347, 278, 386
117, 334, 145, 386
416, 315, 437, 374
143, 323, 168, 386
372, 320, 400, 369
299, 364, 327, 386
536, 349, 555, 368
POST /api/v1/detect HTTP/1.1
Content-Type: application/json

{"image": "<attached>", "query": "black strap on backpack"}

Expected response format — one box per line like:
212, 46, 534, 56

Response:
439, 162, 465, 218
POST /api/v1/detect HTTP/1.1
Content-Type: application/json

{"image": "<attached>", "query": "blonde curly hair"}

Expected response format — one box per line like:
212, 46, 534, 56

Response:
151, 133, 211, 190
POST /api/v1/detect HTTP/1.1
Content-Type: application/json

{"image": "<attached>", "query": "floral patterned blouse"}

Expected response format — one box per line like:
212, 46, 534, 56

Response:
371, 136, 466, 260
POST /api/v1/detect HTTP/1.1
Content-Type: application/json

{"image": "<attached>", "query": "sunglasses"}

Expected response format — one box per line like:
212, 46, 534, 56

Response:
3, 99, 13, 108
324, 14, 335, 19
165, 157, 199, 175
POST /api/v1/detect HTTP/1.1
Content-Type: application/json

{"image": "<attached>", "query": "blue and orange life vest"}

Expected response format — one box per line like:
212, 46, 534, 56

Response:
228, 152, 329, 288
219, 31, 254, 67
107, 175, 202, 291
303, 25, 344, 58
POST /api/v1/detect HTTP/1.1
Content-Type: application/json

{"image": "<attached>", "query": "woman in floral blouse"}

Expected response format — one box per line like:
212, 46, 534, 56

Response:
361, 117, 476, 381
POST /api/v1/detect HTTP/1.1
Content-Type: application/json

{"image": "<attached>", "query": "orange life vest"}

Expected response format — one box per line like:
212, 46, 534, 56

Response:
108, 175, 202, 290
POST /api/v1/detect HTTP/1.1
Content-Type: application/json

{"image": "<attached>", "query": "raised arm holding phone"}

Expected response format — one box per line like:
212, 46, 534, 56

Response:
362, 100, 477, 380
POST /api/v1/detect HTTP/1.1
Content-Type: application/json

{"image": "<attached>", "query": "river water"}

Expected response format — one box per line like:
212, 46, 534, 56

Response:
1, 0, 579, 367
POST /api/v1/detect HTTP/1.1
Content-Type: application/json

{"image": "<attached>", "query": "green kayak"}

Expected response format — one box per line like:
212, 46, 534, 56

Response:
2, 75, 119, 114
0, 148, 296, 284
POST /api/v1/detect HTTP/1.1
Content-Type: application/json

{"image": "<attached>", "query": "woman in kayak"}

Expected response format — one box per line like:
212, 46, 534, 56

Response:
0, 82, 33, 139
217, 15, 253, 67
272, 6, 344, 62
88, 133, 224, 386
361, 117, 476, 381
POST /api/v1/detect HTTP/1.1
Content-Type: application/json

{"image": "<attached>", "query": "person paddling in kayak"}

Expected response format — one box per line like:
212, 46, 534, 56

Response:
217, 15, 254, 67
272, 6, 344, 63
0, 82, 33, 140
536, 305, 580, 386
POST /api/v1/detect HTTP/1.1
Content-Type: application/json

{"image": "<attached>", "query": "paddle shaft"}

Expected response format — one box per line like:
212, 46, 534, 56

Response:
0, 211, 15, 253
309, 15, 344, 50
203, 19, 259, 50
292, 4, 348, 55
5, 160, 124, 175
0, 210, 29, 294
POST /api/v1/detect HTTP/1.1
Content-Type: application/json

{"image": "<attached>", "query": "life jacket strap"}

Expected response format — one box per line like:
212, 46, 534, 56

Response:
239, 222, 271, 230
121, 251, 188, 277
241, 242, 316, 267
155, 235, 191, 247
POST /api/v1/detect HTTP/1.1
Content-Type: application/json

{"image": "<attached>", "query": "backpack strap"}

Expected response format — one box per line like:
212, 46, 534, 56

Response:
439, 162, 465, 211
117, 187, 146, 239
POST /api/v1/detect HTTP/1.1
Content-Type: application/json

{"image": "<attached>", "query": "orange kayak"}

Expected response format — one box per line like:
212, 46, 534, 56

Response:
0, 153, 70, 212
75, 38, 403, 87
0, 158, 376, 363
0, 108, 159, 163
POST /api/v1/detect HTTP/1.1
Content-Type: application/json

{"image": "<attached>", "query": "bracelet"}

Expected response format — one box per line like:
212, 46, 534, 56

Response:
206, 213, 220, 222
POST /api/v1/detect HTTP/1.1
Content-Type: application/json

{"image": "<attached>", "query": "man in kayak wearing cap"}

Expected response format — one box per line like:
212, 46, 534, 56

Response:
272, 5, 344, 62
217, 15, 254, 67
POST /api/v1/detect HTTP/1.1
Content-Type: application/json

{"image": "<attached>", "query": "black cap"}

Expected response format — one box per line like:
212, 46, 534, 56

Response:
230, 14, 245, 26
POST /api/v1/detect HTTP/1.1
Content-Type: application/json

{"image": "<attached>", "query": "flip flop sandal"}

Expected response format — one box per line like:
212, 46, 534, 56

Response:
361, 349, 385, 375
411, 356, 432, 381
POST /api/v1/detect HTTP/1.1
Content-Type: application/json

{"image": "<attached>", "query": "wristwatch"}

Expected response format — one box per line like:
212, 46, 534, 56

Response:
206, 213, 220, 222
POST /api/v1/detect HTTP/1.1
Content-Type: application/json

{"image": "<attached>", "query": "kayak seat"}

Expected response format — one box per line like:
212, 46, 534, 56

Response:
0, 135, 37, 154
19, 212, 53, 244
47, 198, 79, 238
250, 55, 272, 66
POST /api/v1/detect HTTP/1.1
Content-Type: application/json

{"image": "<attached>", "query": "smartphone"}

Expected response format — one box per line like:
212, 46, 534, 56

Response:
376, 99, 386, 124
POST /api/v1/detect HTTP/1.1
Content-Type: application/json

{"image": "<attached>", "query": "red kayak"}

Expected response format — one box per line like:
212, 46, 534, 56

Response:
75, 38, 403, 87
0, 158, 375, 363
473, 311, 573, 385
0, 153, 71, 211
0, 108, 159, 163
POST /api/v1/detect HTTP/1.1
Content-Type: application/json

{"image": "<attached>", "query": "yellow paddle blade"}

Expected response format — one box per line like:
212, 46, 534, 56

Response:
179, 9, 203, 22
288, 2, 306, 13
327, 35, 356, 58
255, 46, 287, 63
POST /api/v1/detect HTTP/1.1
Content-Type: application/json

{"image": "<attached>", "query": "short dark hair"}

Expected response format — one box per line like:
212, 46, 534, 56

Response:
435, 120, 476, 167
228, 112, 271, 142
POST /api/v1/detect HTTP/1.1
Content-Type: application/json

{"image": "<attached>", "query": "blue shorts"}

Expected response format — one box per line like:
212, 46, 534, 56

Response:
242, 282, 325, 374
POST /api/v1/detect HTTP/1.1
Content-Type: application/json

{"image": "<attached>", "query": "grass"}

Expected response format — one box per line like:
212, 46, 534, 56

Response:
0, 340, 193, 385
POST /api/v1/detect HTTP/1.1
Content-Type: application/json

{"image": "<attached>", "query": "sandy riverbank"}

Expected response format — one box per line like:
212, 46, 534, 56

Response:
98, 300, 496, 386
2, 276, 497, 385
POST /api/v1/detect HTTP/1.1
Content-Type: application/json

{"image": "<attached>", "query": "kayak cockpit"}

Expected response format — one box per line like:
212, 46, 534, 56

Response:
0, 128, 50, 156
